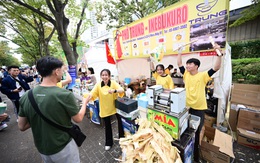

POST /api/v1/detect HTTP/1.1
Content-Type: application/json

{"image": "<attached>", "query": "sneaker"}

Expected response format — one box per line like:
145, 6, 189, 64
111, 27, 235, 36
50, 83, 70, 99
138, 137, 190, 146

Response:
2, 115, 11, 123
105, 146, 111, 151
0, 123, 8, 131
213, 124, 228, 133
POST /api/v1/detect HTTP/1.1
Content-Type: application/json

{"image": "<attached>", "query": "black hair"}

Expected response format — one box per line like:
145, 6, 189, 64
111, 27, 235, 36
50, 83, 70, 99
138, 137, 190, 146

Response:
100, 69, 111, 77
186, 58, 200, 67
88, 67, 95, 74
7, 65, 19, 71
156, 64, 165, 71
168, 64, 173, 69
36, 56, 63, 77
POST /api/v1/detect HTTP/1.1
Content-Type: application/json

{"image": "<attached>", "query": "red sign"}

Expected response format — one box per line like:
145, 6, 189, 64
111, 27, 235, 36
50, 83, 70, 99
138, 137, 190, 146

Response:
200, 51, 217, 56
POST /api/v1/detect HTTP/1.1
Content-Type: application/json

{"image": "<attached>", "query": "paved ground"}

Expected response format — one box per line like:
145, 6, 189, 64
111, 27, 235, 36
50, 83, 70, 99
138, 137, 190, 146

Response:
0, 92, 259, 163
0, 93, 121, 163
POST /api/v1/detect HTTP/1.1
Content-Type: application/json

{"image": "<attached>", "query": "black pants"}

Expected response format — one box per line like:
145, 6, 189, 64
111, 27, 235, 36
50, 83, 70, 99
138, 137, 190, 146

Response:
12, 100, 20, 115
103, 113, 124, 146
189, 108, 205, 162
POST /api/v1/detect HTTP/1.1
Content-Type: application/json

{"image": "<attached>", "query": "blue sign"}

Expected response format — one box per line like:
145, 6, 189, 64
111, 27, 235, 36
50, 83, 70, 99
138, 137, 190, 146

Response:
67, 65, 77, 89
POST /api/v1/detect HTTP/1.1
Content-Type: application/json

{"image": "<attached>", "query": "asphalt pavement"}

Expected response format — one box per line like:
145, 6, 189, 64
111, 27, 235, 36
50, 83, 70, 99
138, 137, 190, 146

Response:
0, 92, 259, 163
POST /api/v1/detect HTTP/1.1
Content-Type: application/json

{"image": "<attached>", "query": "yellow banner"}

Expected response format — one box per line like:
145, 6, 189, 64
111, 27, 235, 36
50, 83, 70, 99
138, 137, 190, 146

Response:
114, 0, 229, 60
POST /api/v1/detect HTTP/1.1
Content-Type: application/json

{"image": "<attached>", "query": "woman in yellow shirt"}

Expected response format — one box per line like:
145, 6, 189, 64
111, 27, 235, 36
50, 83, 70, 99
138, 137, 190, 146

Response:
86, 69, 124, 151
151, 63, 174, 89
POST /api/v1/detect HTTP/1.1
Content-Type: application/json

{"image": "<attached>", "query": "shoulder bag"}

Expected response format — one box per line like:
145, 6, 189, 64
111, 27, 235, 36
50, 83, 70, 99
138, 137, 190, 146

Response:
28, 90, 86, 147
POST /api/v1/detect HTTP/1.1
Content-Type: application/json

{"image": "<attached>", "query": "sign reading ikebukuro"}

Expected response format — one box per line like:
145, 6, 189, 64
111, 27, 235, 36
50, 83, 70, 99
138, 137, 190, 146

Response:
114, 0, 229, 59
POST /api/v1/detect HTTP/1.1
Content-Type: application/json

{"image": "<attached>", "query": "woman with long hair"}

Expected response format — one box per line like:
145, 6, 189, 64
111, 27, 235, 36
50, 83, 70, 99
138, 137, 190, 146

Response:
85, 69, 124, 151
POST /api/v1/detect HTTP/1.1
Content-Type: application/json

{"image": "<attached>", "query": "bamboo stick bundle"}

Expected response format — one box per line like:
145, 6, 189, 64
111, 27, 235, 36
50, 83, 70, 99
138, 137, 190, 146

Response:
118, 118, 182, 163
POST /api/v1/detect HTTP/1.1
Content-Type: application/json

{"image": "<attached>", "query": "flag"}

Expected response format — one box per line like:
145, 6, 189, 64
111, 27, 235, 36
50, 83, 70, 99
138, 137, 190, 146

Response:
105, 42, 116, 64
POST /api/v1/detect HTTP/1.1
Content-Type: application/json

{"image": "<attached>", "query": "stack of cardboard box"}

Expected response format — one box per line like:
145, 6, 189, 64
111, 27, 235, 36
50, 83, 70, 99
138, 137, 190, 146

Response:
229, 83, 260, 150
204, 114, 216, 127
200, 125, 235, 163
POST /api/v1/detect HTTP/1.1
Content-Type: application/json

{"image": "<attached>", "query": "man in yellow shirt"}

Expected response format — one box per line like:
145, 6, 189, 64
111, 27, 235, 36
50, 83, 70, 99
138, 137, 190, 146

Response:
177, 43, 223, 163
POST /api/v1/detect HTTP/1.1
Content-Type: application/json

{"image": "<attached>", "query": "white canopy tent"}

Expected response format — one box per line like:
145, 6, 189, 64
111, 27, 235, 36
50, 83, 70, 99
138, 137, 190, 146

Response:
84, 46, 118, 82
117, 53, 220, 81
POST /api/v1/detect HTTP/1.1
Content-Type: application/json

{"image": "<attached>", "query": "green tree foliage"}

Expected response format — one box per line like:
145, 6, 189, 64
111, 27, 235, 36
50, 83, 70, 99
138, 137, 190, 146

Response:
0, 41, 20, 66
230, 0, 260, 27
94, 0, 178, 29
232, 58, 260, 84
0, 1, 56, 65
229, 40, 260, 59
1, 0, 91, 66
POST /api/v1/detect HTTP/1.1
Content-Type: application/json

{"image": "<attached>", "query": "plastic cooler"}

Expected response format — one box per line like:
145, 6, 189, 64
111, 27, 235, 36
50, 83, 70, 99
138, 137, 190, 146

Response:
115, 97, 137, 113
137, 94, 148, 108
124, 78, 131, 85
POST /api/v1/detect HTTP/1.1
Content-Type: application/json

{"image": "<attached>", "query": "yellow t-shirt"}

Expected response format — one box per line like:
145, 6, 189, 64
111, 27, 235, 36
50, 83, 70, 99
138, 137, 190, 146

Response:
56, 82, 62, 88
165, 68, 171, 75
153, 72, 174, 89
183, 70, 211, 110
89, 80, 124, 118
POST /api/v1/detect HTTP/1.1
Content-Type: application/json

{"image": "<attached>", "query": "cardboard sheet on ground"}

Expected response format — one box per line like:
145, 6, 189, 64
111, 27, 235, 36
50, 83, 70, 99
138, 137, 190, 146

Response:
213, 129, 235, 158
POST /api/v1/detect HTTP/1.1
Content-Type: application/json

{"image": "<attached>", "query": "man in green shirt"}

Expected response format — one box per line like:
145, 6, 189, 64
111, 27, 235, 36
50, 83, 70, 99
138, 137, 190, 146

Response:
18, 56, 88, 163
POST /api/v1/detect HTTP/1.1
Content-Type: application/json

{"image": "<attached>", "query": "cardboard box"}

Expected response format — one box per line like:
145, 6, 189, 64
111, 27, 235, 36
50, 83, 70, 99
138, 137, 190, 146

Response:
232, 83, 260, 92
237, 128, 260, 150
228, 104, 246, 132
204, 114, 216, 127
201, 126, 235, 163
228, 104, 238, 132
237, 108, 260, 134
231, 84, 260, 107
229, 84, 260, 132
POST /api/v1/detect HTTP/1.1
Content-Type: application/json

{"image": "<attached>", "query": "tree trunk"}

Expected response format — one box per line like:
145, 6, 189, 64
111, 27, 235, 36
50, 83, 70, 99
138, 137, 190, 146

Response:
55, 13, 77, 66
58, 35, 77, 65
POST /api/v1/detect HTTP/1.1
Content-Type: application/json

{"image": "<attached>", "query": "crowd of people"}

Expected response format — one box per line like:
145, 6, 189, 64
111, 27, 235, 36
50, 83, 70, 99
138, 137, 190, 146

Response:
0, 57, 125, 162
0, 42, 224, 163
0, 66, 36, 130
